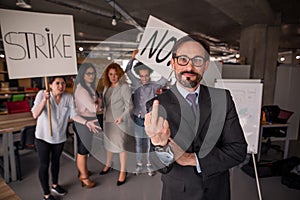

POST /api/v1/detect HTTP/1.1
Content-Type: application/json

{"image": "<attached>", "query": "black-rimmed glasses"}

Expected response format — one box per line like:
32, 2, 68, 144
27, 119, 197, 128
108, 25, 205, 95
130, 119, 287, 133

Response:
85, 72, 95, 76
173, 55, 206, 67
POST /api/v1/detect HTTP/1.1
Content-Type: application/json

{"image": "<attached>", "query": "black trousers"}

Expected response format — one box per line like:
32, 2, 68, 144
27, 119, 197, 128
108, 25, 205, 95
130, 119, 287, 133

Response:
35, 139, 64, 195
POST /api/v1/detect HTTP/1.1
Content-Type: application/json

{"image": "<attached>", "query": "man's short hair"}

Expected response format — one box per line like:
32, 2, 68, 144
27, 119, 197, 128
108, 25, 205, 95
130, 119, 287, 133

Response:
172, 34, 210, 60
133, 62, 153, 75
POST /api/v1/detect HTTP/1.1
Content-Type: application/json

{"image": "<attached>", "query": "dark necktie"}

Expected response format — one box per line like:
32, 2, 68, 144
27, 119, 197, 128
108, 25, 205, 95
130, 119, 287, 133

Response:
186, 93, 198, 114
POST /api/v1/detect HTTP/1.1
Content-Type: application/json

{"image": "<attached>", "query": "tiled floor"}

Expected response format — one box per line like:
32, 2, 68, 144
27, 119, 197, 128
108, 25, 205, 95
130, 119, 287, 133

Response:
4, 140, 300, 200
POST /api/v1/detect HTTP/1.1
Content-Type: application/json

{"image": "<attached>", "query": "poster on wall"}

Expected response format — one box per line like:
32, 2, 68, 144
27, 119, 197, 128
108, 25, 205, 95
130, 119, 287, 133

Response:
0, 9, 77, 79
215, 79, 263, 154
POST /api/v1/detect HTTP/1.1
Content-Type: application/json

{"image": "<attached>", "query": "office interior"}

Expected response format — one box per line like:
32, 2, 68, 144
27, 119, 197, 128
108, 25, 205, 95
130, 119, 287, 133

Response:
1, 0, 300, 199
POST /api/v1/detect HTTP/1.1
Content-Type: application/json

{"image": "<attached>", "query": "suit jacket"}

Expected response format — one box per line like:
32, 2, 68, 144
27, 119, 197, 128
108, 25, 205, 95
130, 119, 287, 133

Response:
103, 82, 133, 133
147, 85, 247, 200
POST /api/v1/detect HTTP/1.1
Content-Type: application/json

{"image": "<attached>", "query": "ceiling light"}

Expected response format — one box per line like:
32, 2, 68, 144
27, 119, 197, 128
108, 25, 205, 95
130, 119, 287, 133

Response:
16, 0, 32, 9
78, 32, 84, 37
112, 15, 117, 26
111, 0, 117, 26
235, 53, 240, 59
296, 55, 300, 60
0, 54, 5, 58
280, 56, 285, 62
78, 47, 84, 52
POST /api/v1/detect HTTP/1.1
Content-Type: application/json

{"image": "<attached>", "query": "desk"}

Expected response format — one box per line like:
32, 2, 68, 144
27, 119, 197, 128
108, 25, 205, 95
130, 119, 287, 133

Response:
257, 123, 289, 162
0, 178, 21, 200
0, 113, 36, 183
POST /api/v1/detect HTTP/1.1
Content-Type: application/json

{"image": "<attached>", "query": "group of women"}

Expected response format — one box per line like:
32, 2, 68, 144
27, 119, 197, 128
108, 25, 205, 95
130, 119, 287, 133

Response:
32, 62, 134, 200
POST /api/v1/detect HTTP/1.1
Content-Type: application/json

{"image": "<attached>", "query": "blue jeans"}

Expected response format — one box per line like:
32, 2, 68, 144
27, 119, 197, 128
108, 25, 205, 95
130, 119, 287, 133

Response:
134, 115, 150, 164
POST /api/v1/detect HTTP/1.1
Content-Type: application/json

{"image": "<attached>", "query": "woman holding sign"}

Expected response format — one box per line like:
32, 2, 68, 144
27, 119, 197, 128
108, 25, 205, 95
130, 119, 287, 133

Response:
32, 76, 101, 200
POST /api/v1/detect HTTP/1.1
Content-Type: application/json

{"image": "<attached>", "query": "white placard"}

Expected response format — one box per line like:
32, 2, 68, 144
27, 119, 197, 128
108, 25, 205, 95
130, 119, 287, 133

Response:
215, 79, 263, 154
136, 15, 187, 79
0, 9, 77, 79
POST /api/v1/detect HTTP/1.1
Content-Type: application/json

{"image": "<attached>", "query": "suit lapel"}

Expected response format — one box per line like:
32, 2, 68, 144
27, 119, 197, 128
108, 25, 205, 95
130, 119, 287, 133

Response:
196, 85, 211, 142
103, 87, 108, 106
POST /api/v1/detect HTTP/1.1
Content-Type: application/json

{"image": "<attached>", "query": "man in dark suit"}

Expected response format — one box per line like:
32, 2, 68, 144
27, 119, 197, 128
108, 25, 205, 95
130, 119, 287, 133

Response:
144, 35, 247, 200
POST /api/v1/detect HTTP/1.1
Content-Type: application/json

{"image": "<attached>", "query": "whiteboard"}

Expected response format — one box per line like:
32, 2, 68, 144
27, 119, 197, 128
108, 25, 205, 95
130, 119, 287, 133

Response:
215, 79, 263, 154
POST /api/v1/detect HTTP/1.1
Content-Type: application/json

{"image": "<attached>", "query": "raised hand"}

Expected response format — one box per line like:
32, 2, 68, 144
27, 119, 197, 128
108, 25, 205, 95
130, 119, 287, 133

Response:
144, 100, 170, 146
43, 90, 50, 101
132, 49, 139, 59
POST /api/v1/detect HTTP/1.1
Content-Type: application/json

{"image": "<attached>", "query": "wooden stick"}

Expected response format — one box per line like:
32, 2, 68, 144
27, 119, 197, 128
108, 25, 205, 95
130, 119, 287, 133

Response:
252, 153, 263, 200
44, 77, 53, 136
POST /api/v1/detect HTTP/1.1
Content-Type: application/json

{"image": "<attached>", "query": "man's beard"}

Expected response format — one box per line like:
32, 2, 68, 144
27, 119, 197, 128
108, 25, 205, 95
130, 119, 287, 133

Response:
176, 71, 202, 88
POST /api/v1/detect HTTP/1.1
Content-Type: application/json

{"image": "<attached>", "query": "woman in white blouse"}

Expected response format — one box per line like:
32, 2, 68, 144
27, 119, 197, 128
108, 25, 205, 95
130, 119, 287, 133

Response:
32, 76, 100, 200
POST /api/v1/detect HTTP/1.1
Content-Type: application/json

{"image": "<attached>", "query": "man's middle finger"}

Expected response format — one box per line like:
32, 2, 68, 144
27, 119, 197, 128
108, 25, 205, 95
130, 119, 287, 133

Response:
151, 100, 159, 125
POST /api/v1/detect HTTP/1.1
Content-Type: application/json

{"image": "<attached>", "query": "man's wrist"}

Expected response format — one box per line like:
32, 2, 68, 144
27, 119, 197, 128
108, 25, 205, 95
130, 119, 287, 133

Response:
154, 144, 174, 165
154, 144, 170, 152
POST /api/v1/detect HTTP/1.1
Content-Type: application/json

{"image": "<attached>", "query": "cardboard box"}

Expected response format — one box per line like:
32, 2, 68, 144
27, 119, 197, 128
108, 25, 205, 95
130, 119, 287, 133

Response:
18, 79, 32, 88
0, 82, 9, 91
0, 59, 4, 71
0, 74, 4, 82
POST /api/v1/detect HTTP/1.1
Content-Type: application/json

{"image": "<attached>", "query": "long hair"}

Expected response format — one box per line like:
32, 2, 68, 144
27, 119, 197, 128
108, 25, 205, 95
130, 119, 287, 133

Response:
102, 63, 125, 87
75, 63, 97, 98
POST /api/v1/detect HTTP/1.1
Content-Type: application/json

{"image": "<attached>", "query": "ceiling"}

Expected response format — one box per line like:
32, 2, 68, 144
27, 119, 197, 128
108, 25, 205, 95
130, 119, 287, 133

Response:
0, 0, 300, 59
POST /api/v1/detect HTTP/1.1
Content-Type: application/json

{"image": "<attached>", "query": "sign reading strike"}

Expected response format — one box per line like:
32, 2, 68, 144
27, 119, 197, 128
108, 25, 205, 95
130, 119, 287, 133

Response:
136, 16, 187, 79
0, 9, 77, 79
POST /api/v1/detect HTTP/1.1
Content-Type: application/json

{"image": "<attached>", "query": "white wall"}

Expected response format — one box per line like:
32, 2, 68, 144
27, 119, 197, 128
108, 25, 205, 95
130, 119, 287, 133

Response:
274, 65, 300, 140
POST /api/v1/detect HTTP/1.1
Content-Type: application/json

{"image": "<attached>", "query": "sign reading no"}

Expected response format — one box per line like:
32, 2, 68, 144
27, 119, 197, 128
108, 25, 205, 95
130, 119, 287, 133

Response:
136, 16, 187, 79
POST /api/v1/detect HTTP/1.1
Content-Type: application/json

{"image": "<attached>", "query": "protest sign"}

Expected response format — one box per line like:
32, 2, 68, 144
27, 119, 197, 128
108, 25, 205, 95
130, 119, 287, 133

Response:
0, 9, 77, 79
136, 15, 187, 79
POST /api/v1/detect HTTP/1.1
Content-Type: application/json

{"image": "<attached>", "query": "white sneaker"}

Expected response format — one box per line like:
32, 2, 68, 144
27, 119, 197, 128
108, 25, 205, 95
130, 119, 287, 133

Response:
146, 164, 156, 176
135, 163, 143, 175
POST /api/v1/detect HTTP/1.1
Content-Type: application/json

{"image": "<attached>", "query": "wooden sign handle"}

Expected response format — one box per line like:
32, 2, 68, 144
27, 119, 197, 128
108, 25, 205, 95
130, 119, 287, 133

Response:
44, 77, 53, 136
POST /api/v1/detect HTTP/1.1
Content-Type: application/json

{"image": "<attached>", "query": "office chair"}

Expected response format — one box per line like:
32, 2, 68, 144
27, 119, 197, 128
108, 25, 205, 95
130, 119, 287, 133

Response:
14, 125, 36, 180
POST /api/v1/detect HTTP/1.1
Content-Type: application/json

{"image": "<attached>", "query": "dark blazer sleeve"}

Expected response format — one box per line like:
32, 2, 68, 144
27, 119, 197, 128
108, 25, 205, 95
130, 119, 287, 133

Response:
198, 90, 247, 180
